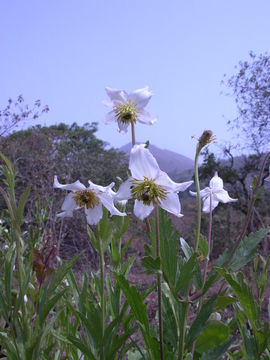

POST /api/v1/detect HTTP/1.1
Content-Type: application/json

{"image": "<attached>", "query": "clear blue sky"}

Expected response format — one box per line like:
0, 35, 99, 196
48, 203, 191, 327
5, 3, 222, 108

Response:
0, 0, 269, 158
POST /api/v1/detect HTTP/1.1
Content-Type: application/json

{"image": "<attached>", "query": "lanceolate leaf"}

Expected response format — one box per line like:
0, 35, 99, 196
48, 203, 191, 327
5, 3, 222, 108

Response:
216, 268, 259, 325
229, 227, 270, 271
185, 294, 218, 348
195, 321, 230, 354
175, 253, 197, 295
115, 274, 149, 334
200, 336, 235, 360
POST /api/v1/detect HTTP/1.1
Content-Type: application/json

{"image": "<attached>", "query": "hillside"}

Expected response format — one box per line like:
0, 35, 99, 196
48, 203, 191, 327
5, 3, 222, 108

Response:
119, 143, 194, 179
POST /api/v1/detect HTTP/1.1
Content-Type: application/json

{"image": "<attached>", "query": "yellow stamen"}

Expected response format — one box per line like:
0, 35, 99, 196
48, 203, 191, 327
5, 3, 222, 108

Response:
73, 189, 99, 209
131, 177, 167, 205
114, 100, 139, 124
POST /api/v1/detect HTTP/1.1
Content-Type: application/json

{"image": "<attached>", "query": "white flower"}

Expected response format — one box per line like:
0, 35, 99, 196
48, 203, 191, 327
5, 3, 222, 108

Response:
103, 87, 157, 133
190, 172, 237, 213
115, 144, 193, 220
54, 177, 126, 225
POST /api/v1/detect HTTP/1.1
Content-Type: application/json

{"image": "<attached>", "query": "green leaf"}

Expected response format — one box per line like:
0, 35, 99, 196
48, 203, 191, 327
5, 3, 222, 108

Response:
180, 237, 193, 259
159, 209, 179, 290
200, 336, 235, 360
215, 295, 236, 311
38, 289, 66, 325
141, 256, 160, 274
216, 268, 259, 326
67, 335, 96, 360
179, 238, 202, 290
198, 234, 209, 258
195, 321, 230, 354
162, 293, 178, 351
242, 327, 258, 360
16, 186, 30, 225
229, 227, 270, 271
87, 225, 97, 251
176, 253, 197, 295
185, 294, 218, 348
115, 274, 150, 335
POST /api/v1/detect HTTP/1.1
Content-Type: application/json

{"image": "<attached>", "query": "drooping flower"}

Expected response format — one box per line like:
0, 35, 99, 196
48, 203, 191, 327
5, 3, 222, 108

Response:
103, 87, 157, 133
189, 172, 237, 213
54, 177, 126, 225
115, 144, 193, 220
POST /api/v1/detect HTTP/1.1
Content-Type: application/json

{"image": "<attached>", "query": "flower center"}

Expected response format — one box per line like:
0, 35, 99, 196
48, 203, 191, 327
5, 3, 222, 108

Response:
130, 177, 167, 206
73, 189, 100, 209
114, 101, 139, 124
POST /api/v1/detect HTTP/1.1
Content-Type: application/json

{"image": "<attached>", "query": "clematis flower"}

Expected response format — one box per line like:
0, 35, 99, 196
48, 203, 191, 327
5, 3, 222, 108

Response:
54, 177, 126, 225
103, 87, 157, 133
115, 144, 193, 220
189, 172, 237, 213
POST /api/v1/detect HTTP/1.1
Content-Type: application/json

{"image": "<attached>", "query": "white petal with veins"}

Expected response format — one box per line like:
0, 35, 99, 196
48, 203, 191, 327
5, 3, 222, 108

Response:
159, 192, 183, 217
130, 144, 160, 180
134, 200, 154, 220
85, 204, 103, 225
54, 176, 85, 192
99, 192, 126, 217
115, 180, 132, 201
128, 87, 153, 108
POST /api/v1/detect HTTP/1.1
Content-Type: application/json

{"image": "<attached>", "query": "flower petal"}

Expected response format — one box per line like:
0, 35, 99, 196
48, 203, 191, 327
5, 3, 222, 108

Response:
157, 171, 193, 193
54, 176, 85, 192
209, 172, 223, 191
117, 119, 130, 133
88, 180, 114, 193
99, 192, 126, 217
134, 200, 154, 220
137, 109, 157, 125
104, 110, 117, 124
214, 189, 238, 204
61, 193, 78, 213
159, 192, 183, 217
202, 196, 219, 213
128, 87, 153, 108
190, 187, 211, 199
84, 204, 103, 225
105, 87, 128, 103
129, 144, 160, 179
115, 179, 132, 201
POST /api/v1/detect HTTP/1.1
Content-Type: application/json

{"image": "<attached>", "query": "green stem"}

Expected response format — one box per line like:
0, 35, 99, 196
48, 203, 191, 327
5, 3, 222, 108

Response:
178, 149, 202, 359
155, 205, 164, 360
194, 150, 202, 252
97, 227, 105, 360
131, 121, 136, 146
191, 191, 213, 355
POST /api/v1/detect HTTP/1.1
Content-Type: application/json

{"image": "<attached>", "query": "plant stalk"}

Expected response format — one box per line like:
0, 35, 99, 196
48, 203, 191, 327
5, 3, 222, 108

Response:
155, 205, 164, 360
131, 121, 136, 146
178, 149, 202, 359
191, 191, 213, 355
97, 228, 105, 360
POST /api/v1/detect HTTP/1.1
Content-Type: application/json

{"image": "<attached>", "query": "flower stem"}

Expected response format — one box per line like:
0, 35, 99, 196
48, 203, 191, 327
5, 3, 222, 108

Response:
191, 191, 213, 355
97, 227, 105, 360
179, 149, 202, 359
155, 205, 164, 360
194, 150, 202, 252
131, 121, 136, 146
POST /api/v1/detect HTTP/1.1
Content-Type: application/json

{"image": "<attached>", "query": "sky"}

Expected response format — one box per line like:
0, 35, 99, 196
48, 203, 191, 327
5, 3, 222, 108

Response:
0, 0, 269, 159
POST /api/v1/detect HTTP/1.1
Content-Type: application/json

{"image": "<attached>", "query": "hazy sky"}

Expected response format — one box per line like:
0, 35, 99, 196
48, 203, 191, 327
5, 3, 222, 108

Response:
1, 0, 269, 159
